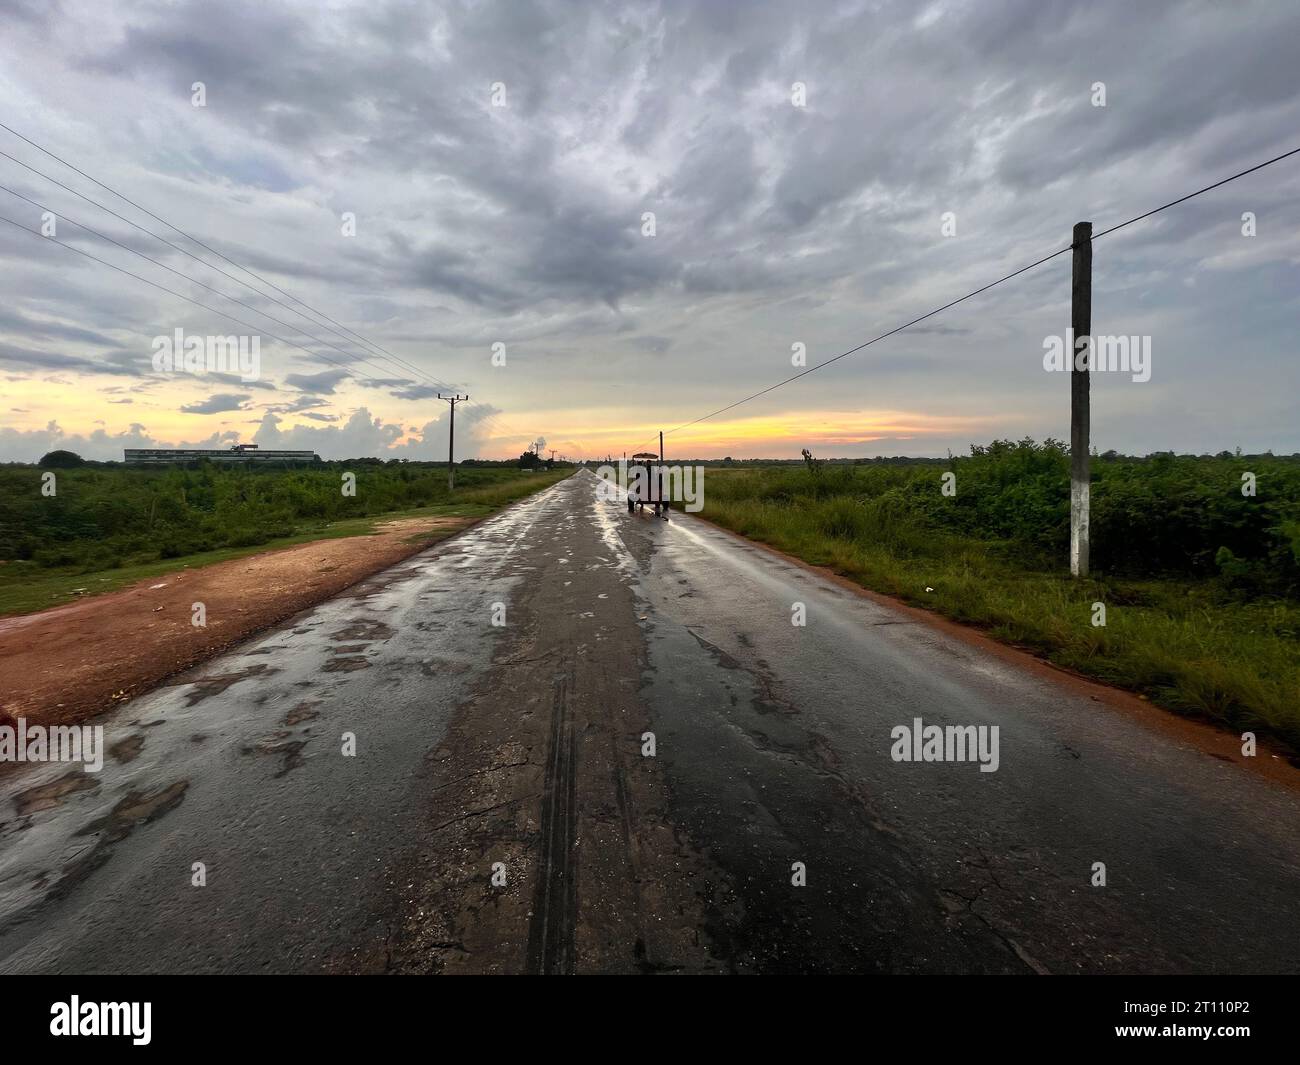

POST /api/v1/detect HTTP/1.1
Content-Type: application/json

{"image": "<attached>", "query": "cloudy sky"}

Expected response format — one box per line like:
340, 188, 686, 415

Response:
0, 0, 1297, 462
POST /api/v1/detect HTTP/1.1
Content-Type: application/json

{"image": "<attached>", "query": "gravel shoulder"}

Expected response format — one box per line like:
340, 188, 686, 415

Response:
0, 516, 469, 730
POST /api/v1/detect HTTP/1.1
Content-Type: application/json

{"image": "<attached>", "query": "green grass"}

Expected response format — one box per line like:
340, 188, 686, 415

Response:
0, 468, 570, 617
700, 459, 1300, 753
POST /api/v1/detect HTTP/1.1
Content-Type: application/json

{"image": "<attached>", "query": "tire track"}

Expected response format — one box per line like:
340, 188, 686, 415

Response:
527, 671, 578, 974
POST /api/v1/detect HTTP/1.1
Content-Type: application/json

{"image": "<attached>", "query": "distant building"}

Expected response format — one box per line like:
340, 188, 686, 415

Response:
124, 444, 319, 465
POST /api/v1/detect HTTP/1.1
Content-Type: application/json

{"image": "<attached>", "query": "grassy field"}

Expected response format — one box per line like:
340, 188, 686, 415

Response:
699, 442, 1300, 752
0, 463, 569, 617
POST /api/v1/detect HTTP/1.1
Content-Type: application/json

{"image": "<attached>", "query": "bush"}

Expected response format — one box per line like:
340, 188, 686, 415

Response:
0, 463, 555, 572
702, 441, 1300, 596
37, 450, 85, 468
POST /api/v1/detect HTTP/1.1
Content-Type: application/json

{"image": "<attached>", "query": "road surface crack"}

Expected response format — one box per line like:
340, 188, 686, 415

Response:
429, 795, 535, 834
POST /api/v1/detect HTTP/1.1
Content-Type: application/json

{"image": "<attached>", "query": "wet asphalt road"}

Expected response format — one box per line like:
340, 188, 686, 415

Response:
1, 470, 1298, 973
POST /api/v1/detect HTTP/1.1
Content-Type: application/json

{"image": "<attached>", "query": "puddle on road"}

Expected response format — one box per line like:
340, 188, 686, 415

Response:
14, 772, 99, 817
109, 734, 145, 764
322, 655, 370, 673
0, 481, 565, 942
77, 780, 189, 844
177, 664, 274, 706
329, 619, 396, 642
420, 657, 471, 676
283, 701, 321, 726
44, 780, 190, 903
242, 733, 308, 777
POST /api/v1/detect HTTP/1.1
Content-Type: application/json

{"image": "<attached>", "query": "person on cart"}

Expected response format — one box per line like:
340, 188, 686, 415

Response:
627, 452, 669, 518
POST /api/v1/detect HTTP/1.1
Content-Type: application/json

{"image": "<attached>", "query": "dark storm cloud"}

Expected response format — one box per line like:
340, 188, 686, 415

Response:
0, 308, 117, 347
283, 368, 351, 394
211, 371, 278, 391
180, 392, 250, 414
0, 0, 1297, 460
389, 383, 442, 400
0, 0, 58, 27
49, 0, 1255, 314
264, 394, 330, 413
0, 340, 144, 376
355, 376, 441, 402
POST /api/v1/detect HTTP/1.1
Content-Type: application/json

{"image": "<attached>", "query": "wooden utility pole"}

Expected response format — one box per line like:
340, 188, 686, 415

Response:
658, 430, 665, 508
438, 393, 468, 491
1070, 222, 1092, 577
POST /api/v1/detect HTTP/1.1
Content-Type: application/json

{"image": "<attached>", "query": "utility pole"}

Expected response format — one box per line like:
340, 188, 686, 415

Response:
438, 392, 468, 492
1070, 222, 1092, 577
658, 430, 665, 509
548, 448, 557, 468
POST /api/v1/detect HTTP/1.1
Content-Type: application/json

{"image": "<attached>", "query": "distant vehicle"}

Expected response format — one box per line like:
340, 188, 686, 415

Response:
627, 452, 669, 519
229, 443, 260, 452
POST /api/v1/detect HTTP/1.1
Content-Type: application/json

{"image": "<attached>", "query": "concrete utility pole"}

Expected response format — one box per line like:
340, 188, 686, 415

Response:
1070, 222, 1092, 577
438, 393, 469, 491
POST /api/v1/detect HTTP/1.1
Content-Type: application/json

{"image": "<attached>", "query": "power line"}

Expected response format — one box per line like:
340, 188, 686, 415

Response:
1091, 145, 1300, 240
668, 243, 1074, 438
0, 122, 530, 441
0, 211, 380, 384
0, 122, 429, 376
641, 143, 1300, 448
0, 147, 441, 388
0, 195, 527, 448
0, 122, 528, 445
0, 144, 528, 436
0, 181, 430, 384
